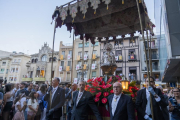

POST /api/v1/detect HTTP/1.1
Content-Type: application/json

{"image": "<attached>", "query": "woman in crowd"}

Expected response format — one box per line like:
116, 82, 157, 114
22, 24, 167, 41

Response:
168, 89, 174, 98
27, 92, 39, 120
3, 83, 15, 120
169, 88, 180, 120
12, 93, 27, 120
35, 84, 46, 120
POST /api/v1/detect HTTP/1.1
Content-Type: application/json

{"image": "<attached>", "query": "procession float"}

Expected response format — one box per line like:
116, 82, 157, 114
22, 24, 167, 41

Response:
50, 0, 156, 119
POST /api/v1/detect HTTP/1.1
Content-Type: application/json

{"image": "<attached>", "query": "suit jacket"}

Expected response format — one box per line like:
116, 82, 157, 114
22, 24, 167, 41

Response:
44, 87, 65, 119
161, 94, 169, 120
108, 94, 135, 120
135, 88, 167, 120
71, 91, 102, 120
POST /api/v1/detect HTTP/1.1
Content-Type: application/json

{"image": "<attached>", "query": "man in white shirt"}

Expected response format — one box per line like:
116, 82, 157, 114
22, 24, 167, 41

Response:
136, 76, 167, 120
108, 82, 135, 120
44, 77, 65, 120
71, 80, 102, 120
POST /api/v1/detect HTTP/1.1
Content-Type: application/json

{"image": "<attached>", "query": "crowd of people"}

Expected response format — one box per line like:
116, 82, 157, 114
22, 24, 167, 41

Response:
0, 77, 179, 120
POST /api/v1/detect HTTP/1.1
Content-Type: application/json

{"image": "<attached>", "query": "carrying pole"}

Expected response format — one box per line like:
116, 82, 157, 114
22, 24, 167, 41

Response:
135, 0, 154, 119
82, 39, 85, 79
149, 35, 153, 75
50, 17, 57, 109
89, 44, 95, 79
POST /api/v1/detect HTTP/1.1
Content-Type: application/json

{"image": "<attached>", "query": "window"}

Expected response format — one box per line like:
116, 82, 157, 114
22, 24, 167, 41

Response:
92, 61, 96, 64
69, 50, 72, 55
119, 40, 123, 45
92, 42, 99, 46
16, 68, 18, 73
62, 51, 65, 56
31, 59, 34, 63
84, 72, 87, 78
14, 59, 17, 62
114, 41, 118, 46
61, 61, 64, 67
92, 71, 96, 77
78, 52, 82, 57
41, 55, 47, 62
78, 61, 82, 65
9, 77, 13, 81
2, 62, 6, 65
11, 68, 15, 72
130, 39, 135, 43
67, 73, 70, 81
93, 50, 97, 55
35, 59, 38, 63
53, 57, 57, 61
18, 59, 21, 62
0, 69, 5, 73
115, 50, 122, 56
78, 43, 83, 48
6, 69, 8, 74
85, 51, 88, 55
84, 42, 89, 47
14, 77, 17, 81
68, 61, 71, 67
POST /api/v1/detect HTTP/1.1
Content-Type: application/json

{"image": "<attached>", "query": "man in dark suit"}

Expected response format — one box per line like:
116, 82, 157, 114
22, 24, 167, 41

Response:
108, 82, 135, 120
66, 83, 77, 120
71, 80, 102, 120
136, 76, 167, 120
44, 77, 65, 120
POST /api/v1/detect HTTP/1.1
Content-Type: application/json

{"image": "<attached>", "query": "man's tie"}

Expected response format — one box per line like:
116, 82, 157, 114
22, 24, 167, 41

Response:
112, 96, 118, 116
76, 92, 82, 105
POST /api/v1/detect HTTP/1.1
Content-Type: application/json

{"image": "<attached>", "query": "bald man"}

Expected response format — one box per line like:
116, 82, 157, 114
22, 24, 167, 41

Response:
66, 83, 78, 120
108, 82, 135, 120
71, 80, 102, 120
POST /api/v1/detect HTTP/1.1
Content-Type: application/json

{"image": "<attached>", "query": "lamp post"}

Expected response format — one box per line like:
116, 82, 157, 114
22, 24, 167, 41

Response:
120, 78, 129, 90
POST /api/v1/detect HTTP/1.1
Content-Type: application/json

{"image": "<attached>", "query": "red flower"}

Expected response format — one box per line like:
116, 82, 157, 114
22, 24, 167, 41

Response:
101, 81, 105, 85
102, 98, 107, 104
131, 94, 135, 98
106, 84, 112, 88
90, 88, 95, 93
97, 88, 101, 91
107, 77, 112, 83
94, 97, 99, 102
110, 90, 114, 93
103, 92, 109, 97
97, 77, 102, 82
87, 79, 92, 83
99, 85, 106, 89
96, 92, 102, 98
92, 82, 99, 87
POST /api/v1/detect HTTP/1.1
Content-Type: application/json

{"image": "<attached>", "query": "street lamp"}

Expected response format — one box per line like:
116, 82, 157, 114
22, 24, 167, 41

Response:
120, 78, 129, 90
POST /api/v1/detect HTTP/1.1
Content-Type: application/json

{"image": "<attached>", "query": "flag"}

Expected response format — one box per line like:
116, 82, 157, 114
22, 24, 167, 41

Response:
66, 66, 70, 71
67, 54, 71, 59
93, 54, 96, 59
83, 64, 86, 69
84, 55, 88, 60
119, 55, 122, 60
77, 55, 80, 60
59, 66, 62, 71
76, 65, 79, 70
115, 56, 119, 61
74, 78, 78, 84
92, 64, 96, 69
60, 55, 63, 60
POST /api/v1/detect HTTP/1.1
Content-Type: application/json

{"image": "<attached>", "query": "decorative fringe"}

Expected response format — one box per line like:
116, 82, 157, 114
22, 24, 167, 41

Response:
94, 9, 96, 14
122, 0, 124, 4
51, 19, 53, 24
107, 4, 108, 10
83, 14, 85, 19
139, 0, 142, 3
72, 18, 74, 23
62, 21, 64, 25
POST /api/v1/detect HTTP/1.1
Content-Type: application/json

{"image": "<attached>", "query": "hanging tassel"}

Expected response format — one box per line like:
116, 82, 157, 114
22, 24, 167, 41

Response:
107, 4, 108, 10
122, 0, 124, 4
94, 9, 96, 14
139, 0, 142, 3
51, 19, 53, 24
69, 32, 71, 38
83, 14, 85, 19
72, 18, 74, 23
62, 21, 64, 25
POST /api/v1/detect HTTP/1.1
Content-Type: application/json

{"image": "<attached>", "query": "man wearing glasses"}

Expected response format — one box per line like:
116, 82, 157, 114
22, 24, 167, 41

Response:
136, 76, 167, 120
107, 82, 135, 120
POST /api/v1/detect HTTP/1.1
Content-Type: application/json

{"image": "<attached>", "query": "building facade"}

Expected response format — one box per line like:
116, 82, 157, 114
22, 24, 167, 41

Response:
22, 43, 59, 84
73, 38, 100, 82
0, 52, 31, 83
56, 41, 73, 84
100, 36, 141, 85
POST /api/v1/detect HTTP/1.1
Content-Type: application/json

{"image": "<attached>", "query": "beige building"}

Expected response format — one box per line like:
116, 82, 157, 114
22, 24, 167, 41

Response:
55, 41, 73, 84
22, 43, 59, 84
0, 51, 31, 83
72, 38, 100, 82
100, 36, 141, 85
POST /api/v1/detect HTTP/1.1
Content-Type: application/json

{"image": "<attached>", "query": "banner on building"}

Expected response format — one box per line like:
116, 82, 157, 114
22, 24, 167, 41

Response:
93, 54, 96, 59
59, 66, 62, 71
76, 65, 79, 70
84, 55, 88, 60
119, 55, 122, 60
66, 66, 70, 71
115, 56, 119, 61
83, 64, 86, 70
60, 55, 63, 60
77, 55, 80, 60
92, 64, 96, 70
67, 54, 71, 59
74, 78, 78, 84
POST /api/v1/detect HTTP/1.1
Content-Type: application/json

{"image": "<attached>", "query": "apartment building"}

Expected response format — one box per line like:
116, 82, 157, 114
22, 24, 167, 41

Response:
100, 36, 141, 86
22, 43, 59, 84
73, 38, 100, 82
56, 41, 73, 84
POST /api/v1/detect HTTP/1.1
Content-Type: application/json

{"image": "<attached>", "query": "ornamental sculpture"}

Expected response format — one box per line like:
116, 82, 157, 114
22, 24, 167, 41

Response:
101, 43, 117, 75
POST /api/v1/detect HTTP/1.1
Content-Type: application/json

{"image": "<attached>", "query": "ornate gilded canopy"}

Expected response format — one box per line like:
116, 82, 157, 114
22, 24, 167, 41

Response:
52, 0, 154, 44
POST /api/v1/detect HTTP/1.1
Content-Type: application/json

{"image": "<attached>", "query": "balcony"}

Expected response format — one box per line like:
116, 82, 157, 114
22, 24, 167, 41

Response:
27, 67, 34, 71
144, 45, 158, 50
144, 54, 159, 61
11, 62, 20, 65
115, 56, 123, 62
0, 71, 4, 74
129, 75, 137, 81
92, 54, 100, 60
34, 77, 46, 81
83, 64, 89, 70
76, 65, 82, 70
128, 55, 137, 61
22, 78, 33, 82
144, 65, 160, 72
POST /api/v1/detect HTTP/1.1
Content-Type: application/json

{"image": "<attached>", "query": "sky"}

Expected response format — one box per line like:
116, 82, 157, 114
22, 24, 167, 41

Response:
0, 0, 154, 55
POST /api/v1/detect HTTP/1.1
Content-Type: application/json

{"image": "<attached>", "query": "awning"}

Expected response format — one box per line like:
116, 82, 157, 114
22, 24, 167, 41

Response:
129, 67, 136, 70
52, 0, 154, 44
116, 67, 122, 71
162, 58, 180, 82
